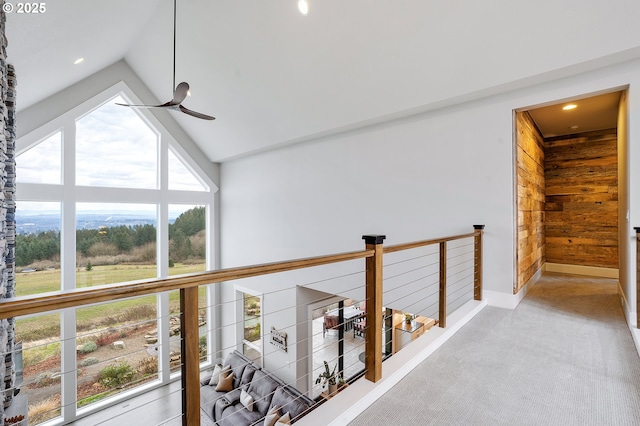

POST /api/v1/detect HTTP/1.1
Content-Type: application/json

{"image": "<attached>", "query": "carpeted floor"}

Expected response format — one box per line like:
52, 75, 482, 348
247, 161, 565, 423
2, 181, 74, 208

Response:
349, 273, 640, 425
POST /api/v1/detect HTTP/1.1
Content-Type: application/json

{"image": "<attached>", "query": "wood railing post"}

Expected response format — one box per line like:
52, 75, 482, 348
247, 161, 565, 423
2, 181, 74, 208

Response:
180, 287, 201, 426
439, 241, 447, 328
473, 225, 485, 301
362, 234, 385, 383
635, 227, 640, 329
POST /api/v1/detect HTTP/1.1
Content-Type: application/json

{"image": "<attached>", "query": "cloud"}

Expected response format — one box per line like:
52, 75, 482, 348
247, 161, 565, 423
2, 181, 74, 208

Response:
17, 95, 207, 192
76, 97, 158, 188
17, 132, 61, 184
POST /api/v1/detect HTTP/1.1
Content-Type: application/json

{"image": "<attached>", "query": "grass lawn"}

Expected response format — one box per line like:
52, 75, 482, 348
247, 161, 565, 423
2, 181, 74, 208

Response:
16, 263, 207, 296
16, 263, 208, 343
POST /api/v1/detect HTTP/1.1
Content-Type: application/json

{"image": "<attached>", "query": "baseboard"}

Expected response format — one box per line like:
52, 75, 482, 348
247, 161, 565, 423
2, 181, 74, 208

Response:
545, 263, 619, 279
631, 327, 640, 358
485, 267, 540, 310
484, 290, 523, 310
297, 299, 487, 426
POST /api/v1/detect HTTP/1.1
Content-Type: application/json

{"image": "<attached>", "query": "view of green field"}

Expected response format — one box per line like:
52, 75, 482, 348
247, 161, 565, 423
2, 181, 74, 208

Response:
16, 263, 207, 343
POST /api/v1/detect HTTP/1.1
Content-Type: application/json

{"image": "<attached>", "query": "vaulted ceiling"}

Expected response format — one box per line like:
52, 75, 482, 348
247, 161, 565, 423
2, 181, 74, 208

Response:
7, 0, 640, 162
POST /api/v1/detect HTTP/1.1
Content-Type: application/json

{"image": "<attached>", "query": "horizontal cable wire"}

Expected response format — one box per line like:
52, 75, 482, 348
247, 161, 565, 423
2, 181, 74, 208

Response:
383, 260, 439, 282
198, 269, 366, 316
446, 250, 474, 263
397, 293, 440, 318
15, 309, 195, 417
446, 255, 474, 269
383, 251, 439, 268
382, 277, 440, 308
26, 368, 185, 425
201, 337, 365, 414
17, 309, 180, 362
445, 240, 474, 251
211, 304, 368, 364
382, 270, 439, 295
447, 272, 475, 296
205, 292, 369, 337
447, 287, 474, 309
447, 264, 474, 280
13, 231, 482, 424
201, 293, 370, 365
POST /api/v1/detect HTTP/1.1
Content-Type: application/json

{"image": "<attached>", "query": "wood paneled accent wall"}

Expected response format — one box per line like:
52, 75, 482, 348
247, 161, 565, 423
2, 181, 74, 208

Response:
544, 129, 618, 268
515, 111, 545, 293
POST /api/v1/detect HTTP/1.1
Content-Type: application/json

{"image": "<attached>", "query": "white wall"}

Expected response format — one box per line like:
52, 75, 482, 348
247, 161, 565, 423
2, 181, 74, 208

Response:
220, 89, 515, 291
220, 57, 640, 339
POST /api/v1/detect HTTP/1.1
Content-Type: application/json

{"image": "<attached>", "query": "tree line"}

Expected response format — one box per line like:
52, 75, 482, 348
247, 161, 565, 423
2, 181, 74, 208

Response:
16, 207, 206, 267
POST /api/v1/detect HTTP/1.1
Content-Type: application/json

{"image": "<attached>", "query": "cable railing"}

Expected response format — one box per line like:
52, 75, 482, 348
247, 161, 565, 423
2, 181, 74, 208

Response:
0, 226, 484, 425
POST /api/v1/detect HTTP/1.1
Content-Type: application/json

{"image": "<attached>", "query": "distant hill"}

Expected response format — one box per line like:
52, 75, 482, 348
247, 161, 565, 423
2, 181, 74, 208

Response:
17, 212, 177, 235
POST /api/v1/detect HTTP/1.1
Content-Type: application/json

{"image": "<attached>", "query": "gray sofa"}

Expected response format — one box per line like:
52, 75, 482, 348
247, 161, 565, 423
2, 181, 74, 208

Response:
200, 350, 315, 425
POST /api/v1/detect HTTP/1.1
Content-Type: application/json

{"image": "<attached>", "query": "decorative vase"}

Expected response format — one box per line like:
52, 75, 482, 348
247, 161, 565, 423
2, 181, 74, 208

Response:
328, 382, 338, 395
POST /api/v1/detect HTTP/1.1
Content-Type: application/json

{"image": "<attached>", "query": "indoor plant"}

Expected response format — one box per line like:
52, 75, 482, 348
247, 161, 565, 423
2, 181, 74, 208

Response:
315, 361, 338, 395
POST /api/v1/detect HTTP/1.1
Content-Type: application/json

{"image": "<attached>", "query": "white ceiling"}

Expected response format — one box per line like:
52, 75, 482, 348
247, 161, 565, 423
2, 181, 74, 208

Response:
6, 0, 640, 162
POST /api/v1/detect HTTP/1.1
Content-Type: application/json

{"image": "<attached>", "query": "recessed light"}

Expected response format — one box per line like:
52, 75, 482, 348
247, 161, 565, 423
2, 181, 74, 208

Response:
569, 125, 579, 130
562, 104, 577, 111
298, 0, 309, 15
74, 58, 84, 65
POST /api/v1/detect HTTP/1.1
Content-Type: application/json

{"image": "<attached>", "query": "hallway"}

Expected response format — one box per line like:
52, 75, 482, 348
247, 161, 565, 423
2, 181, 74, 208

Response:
349, 273, 640, 425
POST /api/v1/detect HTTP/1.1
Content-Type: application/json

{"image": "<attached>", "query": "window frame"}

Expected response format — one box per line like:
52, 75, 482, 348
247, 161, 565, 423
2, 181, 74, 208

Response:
236, 286, 264, 367
15, 81, 218, 423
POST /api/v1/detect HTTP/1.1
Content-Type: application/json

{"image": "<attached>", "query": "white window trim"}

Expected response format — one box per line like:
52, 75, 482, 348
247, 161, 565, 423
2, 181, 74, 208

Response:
235, 285, 264, 366
15, 80, 218, 423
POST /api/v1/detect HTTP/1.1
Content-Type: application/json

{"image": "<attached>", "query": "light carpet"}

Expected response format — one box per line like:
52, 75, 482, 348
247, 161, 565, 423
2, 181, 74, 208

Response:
348, 273, 640, 425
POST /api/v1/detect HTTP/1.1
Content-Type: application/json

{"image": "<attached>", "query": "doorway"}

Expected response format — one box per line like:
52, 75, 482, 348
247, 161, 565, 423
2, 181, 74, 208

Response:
307, 297, 367, 399
514, 89, 628, 293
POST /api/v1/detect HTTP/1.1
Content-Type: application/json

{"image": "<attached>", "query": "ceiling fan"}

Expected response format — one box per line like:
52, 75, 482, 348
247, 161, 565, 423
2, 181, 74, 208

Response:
117, 0, 215, 120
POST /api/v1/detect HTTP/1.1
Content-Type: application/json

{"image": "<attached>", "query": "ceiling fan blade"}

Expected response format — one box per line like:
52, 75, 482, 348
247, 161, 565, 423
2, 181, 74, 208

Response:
115, 102, 171, 109
118, 0, 216, 122
179, 104, 216, 120
172, 82, 189, 104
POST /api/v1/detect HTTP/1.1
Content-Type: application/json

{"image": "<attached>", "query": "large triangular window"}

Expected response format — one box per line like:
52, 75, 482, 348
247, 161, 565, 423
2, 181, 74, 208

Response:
14, 82, 215, 422
76, 95, 158, 189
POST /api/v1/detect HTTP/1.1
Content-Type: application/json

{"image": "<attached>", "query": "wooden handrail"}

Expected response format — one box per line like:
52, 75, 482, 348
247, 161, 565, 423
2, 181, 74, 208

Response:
0, 228, 485, 425
383, 231, 478, 254
0, 248, 374, 319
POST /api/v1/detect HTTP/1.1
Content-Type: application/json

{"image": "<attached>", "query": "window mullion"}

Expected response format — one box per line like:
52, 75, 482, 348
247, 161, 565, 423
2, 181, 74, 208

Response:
158, 135, 172, 382
61, 119, 78, 422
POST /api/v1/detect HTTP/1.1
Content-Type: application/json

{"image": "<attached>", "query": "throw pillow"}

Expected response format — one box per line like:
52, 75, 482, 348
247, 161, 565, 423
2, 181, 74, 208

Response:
240, 389, 254, 412
275, 412, 291, 425
215, 371, 234, 392
208, 364, 227, 386
264, 405, 280, 426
